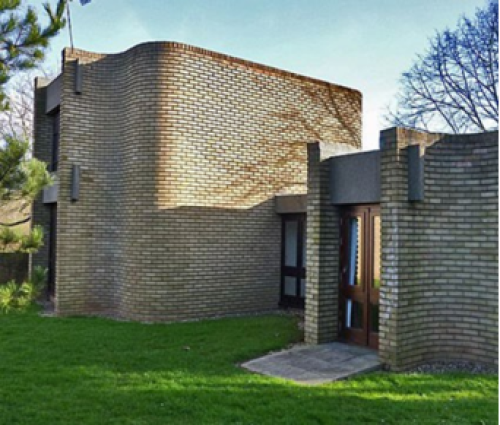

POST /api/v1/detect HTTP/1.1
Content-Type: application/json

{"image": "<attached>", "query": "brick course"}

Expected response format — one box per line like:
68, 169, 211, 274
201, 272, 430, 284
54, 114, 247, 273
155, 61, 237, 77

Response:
305, 128, 498, 369
33, 42, 361, 321
304, 142, 344, 344
379, 128, 498, 369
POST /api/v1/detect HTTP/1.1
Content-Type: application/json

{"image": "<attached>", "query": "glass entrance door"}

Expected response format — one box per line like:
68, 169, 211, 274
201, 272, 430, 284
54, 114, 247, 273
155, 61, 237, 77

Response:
340, 205, 380, 349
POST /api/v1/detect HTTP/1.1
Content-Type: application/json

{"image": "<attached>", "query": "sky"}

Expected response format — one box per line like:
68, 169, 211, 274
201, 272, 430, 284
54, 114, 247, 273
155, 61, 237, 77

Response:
35, 0, 486, 150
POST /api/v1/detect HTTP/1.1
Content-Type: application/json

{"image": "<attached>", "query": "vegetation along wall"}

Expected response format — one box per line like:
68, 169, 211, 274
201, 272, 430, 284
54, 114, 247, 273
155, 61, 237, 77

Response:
0, 254, 29, 284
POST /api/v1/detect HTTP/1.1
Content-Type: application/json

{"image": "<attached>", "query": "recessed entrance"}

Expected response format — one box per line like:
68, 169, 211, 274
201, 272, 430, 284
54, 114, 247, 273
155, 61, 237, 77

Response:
339, 205, 380, 349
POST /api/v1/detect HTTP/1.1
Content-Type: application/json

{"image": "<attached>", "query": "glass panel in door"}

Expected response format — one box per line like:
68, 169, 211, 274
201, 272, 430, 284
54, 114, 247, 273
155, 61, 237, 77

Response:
347, 216, 363, 286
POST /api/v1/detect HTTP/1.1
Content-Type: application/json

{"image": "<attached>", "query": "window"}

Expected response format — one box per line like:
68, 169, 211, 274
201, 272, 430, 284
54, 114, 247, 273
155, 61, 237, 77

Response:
284, 220, 298, 267
280, 214, 306, 308
51, 112, 60, 172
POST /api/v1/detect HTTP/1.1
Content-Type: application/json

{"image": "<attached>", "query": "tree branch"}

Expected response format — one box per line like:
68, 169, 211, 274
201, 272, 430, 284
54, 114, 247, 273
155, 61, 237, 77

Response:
0, 216, 31, 227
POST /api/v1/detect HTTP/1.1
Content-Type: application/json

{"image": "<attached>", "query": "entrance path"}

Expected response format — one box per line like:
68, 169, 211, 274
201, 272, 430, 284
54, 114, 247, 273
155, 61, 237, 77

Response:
241, 342, 381, 385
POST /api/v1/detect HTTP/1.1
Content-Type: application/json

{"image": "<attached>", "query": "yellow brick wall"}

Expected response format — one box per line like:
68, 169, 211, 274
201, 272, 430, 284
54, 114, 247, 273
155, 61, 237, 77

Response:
46, 42, 361, 321
379, 129, 498, 369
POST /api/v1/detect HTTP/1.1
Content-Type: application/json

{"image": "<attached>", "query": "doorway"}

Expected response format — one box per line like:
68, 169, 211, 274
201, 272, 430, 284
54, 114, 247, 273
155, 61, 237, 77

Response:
339, 205, 380, 349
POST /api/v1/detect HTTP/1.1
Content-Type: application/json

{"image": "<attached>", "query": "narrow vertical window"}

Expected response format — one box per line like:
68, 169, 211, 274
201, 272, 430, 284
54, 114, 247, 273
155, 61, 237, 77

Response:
280, 214, 306, 308
51, 112, 60, 172
284, 220, 298, 267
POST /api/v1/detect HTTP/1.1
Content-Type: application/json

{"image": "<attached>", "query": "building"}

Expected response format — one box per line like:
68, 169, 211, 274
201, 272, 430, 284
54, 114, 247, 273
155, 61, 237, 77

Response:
305, 129, 498, 370
33, 41, 361, 321
33, 42, 498, 370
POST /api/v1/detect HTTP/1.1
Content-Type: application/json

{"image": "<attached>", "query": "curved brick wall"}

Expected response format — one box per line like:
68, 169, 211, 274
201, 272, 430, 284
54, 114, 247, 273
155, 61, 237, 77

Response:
51, 42, 361, 320
380, 129, 498, 369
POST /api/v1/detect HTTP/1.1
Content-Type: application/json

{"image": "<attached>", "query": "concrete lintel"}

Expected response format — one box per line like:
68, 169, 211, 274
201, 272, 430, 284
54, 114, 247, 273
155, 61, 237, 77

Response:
275, 194, 307, 214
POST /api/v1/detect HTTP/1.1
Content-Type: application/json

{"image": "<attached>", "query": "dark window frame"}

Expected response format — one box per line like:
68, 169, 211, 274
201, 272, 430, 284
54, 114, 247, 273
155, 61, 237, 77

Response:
280, 213, 306, 309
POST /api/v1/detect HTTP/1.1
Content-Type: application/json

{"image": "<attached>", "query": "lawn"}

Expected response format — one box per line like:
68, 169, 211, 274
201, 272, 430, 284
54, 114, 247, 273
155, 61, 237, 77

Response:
0, 310, 497, 424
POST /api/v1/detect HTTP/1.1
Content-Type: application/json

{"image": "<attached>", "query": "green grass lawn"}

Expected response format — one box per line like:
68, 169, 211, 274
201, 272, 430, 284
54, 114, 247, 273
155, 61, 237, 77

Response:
0, 309, 497, 425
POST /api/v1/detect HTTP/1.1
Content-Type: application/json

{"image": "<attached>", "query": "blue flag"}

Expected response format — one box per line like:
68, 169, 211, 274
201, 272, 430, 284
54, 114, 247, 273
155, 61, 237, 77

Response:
80, 0, 92, 5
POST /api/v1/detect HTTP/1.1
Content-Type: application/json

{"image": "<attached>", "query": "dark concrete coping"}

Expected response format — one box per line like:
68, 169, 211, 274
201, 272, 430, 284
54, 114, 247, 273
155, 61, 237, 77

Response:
330, 150, 381, 205
275, 194, 307, 214
45, 74, 61, 114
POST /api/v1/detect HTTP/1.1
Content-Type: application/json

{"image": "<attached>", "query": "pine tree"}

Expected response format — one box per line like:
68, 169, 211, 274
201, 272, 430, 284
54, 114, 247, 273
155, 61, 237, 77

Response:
0, 0, 67, 109
0, 136, 52, 250
0, 0, 66, 310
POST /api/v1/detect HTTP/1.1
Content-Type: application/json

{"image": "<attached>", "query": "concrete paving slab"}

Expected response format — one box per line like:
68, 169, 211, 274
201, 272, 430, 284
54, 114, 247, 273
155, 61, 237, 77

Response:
241, 342, 381, 385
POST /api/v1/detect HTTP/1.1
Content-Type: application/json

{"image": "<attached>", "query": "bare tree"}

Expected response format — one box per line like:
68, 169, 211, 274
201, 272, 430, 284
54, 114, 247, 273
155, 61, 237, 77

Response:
0, 67, 56, 145
0, 73, 35, 143
388, 0, 498, 133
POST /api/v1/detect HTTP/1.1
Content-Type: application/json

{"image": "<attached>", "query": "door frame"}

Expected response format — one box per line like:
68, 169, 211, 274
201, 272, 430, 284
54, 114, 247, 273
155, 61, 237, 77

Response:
339, 204, 380, 349
280, 213, 306, 308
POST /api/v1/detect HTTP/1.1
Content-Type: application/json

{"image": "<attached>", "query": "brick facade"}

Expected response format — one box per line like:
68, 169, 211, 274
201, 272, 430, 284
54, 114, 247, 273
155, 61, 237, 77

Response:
305, 128, 498, 369
304, 143, 343, 344
33, 42, 361, 321
379, 129, 498, 369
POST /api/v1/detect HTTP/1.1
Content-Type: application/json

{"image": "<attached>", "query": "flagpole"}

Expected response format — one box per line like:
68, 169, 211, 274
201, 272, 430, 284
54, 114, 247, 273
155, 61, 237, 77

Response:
66, 1, 74, 51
